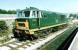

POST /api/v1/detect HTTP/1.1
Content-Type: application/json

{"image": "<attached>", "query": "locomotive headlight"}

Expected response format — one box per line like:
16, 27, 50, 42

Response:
15, 20, 18, 29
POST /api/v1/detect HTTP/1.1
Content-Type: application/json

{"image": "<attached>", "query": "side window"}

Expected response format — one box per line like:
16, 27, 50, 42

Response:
37, 11, 38, 17
37, 11, 42, 18
31, 11, 42, 18
32, 11, 36, 17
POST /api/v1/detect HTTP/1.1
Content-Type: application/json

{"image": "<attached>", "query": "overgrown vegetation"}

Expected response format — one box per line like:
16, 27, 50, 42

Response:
0, 21, 9, 36
0, 21, 11, 44
0, 21, 8, 30
0, 9, 16, 14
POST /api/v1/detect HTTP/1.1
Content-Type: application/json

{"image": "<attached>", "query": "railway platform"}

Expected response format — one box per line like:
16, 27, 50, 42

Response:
68, 31, 78, 50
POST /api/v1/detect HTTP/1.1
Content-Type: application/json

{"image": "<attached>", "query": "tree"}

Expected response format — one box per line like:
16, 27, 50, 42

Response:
7, 10, 16, 14
0, 9, 16, 14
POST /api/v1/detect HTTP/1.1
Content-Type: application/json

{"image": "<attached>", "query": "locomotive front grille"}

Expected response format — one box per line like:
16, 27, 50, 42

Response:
16, 20, 29, 30
18, 23, 25, 27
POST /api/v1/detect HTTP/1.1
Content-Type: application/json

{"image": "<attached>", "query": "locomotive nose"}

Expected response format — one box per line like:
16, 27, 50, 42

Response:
16, 20, 29, 30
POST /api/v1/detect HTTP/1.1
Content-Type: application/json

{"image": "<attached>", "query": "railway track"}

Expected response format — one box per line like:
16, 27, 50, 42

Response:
0, 27, 69, 50
0, 38, 45, 50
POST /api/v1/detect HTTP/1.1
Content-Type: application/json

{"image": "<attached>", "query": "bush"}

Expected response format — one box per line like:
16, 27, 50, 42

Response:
0, 21, 9, 36
0, 21, 8, 30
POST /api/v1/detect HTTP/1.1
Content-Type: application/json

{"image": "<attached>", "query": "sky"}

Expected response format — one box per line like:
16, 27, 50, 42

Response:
0, 0, 78, 13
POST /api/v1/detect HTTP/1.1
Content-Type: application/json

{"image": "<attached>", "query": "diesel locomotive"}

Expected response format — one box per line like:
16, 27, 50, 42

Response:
13, 7, 68, 40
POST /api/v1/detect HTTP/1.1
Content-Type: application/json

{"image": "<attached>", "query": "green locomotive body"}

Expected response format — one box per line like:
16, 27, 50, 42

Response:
13, 7, 68, 40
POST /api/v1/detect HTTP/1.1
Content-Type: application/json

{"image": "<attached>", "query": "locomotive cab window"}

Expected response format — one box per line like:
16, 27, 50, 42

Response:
32, 11, 36, 17
24, 11, 30, 17
31, 11, 42, 18
18, 11, 22, 17
37, 11, 40, 17
37, 11, 42, 18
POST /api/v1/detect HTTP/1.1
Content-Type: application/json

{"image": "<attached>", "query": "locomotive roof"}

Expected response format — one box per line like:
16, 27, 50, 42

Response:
41, 10, 66, 15
18, 7, 66, 15
22, 7, 40, 11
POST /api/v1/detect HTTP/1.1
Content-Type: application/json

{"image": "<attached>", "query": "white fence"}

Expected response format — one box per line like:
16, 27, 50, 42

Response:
0, 14, 17, 31
0, 14, 17, 20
